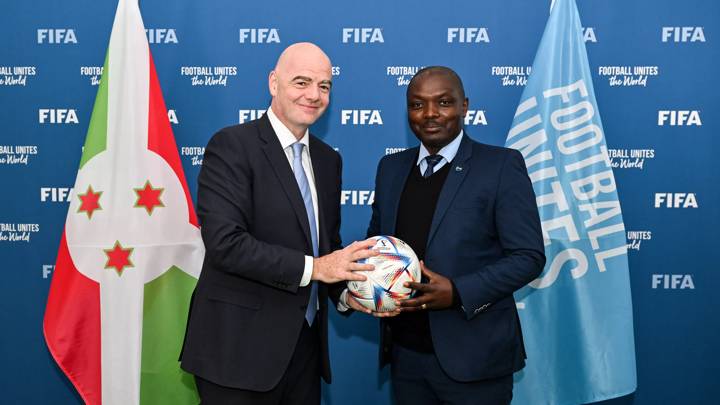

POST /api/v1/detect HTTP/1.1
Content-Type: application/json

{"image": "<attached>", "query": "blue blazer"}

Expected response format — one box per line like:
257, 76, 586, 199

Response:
367, 134, 546, 381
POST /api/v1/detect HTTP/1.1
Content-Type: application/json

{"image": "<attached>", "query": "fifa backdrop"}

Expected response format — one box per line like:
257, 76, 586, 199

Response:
1, 0, 718, 404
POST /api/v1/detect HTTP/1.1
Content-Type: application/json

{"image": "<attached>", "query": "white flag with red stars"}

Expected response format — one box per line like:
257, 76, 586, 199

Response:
43, 1, 204, 404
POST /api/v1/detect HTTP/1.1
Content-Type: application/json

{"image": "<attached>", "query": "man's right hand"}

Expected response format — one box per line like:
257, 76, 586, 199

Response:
312, 239, 378, 283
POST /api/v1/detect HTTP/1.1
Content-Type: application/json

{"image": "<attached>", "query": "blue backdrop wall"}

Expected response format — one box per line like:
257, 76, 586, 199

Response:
1, 0, 718, 404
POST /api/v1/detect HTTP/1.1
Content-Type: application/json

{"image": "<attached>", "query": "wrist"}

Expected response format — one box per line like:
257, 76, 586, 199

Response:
310, 256, 320, 280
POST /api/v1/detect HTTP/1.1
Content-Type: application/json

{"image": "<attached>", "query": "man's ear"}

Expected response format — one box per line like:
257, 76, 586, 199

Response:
268, 71, 278, 96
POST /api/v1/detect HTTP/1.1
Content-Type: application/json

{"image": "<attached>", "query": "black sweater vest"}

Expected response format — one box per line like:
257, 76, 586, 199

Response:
388, 159, 451, 353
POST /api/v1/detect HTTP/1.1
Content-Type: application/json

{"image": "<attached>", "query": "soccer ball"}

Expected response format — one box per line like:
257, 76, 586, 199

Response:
347, 235, 421, 312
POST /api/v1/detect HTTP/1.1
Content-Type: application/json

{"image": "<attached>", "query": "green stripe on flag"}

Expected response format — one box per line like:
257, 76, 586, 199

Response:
79, 51, 109, 169
140, 266, 198, 404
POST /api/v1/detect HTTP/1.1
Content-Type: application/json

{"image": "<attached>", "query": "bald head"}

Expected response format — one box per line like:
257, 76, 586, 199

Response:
274, 42, 332, 75
268, 42, 333, 139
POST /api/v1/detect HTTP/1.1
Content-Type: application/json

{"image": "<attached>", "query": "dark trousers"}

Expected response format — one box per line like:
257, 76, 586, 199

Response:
195, 320, 320, 405
391, 345, 513, 405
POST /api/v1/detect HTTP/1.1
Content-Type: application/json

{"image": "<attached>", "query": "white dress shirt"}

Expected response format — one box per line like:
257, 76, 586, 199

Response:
266, 107, 318, 288
416, 130, 464, 175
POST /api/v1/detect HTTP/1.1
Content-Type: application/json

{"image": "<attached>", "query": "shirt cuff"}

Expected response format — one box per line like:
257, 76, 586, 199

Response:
299, 256, 313, 287
337, 288, 351, 312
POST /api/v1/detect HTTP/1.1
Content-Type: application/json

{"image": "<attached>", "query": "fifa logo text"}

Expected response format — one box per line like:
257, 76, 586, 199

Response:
145, 28, 178, 44
39, 109, 79, 124
341, 110, 383, 125
657, 110, 701, 126
661, 27, 705, 42
654, 193, 698, 208
652, 274, 694, 289
37, 29, 77, 44
341, 190, 374, 205
41, 187, 73, 202
342, 28, 384, 43
464, 110, 487, 126
239, 28, 280, 44
447, 28, 489, 43
239, 110, 267, 124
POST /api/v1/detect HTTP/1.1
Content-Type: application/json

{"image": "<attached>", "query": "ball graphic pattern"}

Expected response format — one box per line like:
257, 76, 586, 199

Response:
347, 235, 421, 312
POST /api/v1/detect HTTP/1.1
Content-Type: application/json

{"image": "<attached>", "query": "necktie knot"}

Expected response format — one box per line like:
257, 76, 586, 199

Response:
423, 154, 443, 178
292, 142, 304, 160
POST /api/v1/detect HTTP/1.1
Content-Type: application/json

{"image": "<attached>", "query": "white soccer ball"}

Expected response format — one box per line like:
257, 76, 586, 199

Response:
347, 235, 421, 312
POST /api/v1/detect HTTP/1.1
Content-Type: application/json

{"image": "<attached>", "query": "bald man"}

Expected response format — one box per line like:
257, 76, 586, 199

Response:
180, 42, 376, 404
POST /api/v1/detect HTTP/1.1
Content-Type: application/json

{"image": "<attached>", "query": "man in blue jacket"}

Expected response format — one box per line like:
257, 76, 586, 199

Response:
346, 66, 546, 404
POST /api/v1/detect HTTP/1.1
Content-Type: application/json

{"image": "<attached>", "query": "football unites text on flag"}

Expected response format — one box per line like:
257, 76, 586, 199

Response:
505, 0, 637, 403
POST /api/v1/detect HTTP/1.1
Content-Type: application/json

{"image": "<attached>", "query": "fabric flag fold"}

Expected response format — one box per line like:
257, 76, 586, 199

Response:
506, 0, 637, 403
43, 0, 204, 404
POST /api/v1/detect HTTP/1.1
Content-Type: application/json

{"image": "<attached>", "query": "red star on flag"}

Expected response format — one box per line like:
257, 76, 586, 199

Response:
77, 185, 102, 219
104, 241, 134, 275
134, 180, 164, 215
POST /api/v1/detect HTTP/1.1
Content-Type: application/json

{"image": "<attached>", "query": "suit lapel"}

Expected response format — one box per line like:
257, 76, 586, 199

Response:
257, 115, 313, 252
384, 149, 418, 235
426, 135, 473, 248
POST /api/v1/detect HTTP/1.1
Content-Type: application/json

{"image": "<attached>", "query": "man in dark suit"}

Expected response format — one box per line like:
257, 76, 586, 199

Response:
180, 42, 376, 404
345, 66, 546, 404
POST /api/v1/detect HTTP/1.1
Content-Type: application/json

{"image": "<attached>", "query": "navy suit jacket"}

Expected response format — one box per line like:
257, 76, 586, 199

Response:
180, 115, 343, 390
367, 134, 545, 381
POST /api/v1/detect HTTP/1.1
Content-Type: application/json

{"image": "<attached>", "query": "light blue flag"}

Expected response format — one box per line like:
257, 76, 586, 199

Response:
506, 0, 637, 403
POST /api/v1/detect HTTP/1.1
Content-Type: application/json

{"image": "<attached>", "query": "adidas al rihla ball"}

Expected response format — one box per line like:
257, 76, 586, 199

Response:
347, 235, 421, 312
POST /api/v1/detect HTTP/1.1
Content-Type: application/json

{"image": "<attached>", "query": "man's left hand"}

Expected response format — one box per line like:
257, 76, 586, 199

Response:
398, 261, 454, 311
346, 293, 402, 318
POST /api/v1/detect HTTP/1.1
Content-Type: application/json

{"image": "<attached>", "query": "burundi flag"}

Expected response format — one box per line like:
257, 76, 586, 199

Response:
43, 0, 204, 404
506, 0, 637, 403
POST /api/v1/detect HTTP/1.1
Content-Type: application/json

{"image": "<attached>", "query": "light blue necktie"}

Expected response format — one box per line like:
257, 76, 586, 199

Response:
292, 142, 319, 325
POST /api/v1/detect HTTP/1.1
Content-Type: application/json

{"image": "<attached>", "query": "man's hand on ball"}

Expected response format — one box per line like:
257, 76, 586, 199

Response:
347, 293, 401, 318
312, 239, 378, 283
399, 261, 454, 311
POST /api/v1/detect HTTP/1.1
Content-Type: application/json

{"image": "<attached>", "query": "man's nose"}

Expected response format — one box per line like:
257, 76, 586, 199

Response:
305, 85, 321, 101
423, 103, 439, 118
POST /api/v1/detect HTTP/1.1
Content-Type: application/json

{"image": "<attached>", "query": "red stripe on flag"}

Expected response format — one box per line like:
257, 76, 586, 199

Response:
43, 231, 101, 405
147, 51, 199, 227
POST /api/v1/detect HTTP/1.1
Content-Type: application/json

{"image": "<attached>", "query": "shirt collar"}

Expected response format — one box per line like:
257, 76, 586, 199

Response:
416, 130, 464, 166
266, 106, 310, 150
